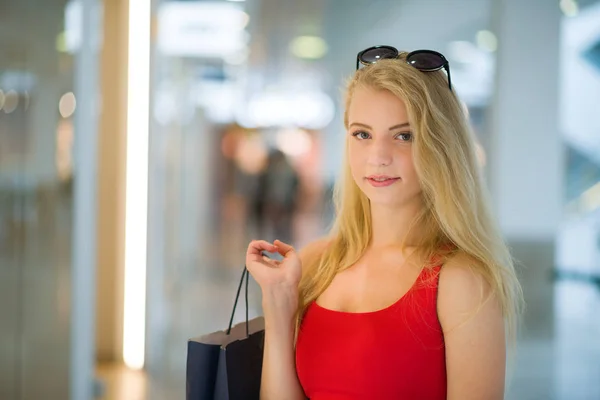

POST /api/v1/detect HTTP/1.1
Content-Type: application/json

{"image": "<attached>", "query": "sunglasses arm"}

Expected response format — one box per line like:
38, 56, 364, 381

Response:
444, 64, 452, 90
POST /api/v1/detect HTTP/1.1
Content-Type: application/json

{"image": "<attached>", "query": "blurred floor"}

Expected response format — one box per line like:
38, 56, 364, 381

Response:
95, 364, 146, 400
508, 280, 600, 400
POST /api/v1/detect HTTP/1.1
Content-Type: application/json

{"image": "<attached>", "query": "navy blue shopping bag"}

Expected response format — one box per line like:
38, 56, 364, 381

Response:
186, 267, 264, 400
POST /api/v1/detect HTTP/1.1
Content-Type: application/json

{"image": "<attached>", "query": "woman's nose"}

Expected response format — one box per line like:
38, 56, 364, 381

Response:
367, 140, 393, 167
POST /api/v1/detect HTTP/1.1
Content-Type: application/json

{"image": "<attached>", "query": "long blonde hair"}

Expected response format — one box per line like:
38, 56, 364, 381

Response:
295, 55, 523, 346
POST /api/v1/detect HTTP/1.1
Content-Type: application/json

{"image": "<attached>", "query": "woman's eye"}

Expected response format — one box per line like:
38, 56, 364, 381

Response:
396, 132, 413, 141
352, 131, 371, 140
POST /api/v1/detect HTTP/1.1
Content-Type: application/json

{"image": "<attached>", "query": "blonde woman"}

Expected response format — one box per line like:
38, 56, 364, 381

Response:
246, 46, 523, 399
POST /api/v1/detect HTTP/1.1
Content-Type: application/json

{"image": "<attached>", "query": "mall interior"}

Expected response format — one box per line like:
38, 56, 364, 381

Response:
0, 0, 599, 399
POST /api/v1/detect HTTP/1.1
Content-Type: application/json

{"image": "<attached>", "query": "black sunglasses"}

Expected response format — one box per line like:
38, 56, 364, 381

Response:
356, 45, 452, 90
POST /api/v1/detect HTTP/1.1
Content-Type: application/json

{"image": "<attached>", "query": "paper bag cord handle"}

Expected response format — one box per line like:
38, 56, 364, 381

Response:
226, 265, 250, 337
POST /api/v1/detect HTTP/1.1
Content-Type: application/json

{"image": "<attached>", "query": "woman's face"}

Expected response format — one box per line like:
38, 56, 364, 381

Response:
346, 86, 422, 208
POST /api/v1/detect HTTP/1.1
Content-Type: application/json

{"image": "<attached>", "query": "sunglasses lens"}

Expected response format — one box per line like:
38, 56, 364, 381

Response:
360, 47, 398, 64
407, 52, 445, 70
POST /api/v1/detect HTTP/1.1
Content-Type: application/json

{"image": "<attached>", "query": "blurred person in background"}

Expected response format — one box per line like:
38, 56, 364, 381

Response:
246, 46, 523, 399
253, 148, 300, 244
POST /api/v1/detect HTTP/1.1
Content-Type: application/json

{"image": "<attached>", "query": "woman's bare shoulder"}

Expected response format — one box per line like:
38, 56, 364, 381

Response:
438, 251, 489, 298
438, 251, 497, 332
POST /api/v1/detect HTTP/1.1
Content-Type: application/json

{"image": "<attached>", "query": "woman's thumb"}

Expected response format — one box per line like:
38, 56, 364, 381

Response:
274, 239, 295, 257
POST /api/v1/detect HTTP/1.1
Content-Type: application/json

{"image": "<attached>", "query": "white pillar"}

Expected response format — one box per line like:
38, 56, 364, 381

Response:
488, 0, 563, 242
487, 2, 563, 397
70, 0, 102, 398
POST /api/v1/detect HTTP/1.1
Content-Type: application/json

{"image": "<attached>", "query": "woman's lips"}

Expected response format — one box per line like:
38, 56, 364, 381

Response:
366, 176, 400, 187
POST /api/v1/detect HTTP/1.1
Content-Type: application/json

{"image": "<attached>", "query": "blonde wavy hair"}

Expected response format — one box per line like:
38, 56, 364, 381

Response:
295, 54, 523, 346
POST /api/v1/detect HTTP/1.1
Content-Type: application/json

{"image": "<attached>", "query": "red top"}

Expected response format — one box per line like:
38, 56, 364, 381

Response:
295, 265, 446, 399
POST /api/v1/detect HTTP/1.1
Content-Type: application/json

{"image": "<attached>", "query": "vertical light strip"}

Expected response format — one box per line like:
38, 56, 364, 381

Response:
123, 0, 151, 370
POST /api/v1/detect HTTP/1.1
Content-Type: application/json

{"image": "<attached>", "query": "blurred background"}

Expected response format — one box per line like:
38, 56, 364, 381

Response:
0, 0, 599, 399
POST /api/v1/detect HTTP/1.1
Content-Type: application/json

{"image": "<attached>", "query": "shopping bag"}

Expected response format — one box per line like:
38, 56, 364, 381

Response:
186, 267, 265, 400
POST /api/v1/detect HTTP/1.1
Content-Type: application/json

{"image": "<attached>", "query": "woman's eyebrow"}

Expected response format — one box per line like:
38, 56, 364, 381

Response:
348, 122, 410, 130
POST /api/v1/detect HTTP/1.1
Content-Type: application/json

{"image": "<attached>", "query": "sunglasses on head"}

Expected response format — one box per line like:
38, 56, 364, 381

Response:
356, 45, 452, 90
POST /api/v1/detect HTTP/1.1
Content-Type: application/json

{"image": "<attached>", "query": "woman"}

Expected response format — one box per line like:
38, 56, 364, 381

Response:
246, 46, 523, 399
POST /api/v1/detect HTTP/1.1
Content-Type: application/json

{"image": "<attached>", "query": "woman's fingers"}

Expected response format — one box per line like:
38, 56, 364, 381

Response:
247, 240, 278, 258
262, 255, 282, 267
273, 239, 295, 258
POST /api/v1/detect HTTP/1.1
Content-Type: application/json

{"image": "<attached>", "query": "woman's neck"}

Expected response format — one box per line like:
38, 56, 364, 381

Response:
369, 198, 424, 249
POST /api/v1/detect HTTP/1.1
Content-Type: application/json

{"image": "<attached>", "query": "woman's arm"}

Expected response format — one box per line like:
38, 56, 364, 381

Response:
261, 285, 305, 400
258, 239, 329, 400
438, 253, 507, 400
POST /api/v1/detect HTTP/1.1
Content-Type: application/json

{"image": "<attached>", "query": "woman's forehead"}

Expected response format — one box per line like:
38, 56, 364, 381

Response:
348, 86, 409, 123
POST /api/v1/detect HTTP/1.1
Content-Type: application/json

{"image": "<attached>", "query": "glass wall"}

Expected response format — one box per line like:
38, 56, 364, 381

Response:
0, 0, 100, 399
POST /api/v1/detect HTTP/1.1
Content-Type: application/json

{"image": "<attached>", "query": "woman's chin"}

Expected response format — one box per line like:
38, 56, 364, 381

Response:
363, 189, 423, 210
366, 194, 405, 208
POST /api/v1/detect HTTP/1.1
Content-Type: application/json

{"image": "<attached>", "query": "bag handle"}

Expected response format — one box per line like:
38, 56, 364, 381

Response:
226, 265, 250, 337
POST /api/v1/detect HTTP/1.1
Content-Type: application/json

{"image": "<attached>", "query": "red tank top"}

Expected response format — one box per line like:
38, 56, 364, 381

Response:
295, 265, 446, 399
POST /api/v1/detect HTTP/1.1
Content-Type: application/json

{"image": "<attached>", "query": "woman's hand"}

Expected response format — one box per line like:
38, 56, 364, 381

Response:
245, 239, 302, 292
